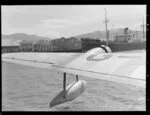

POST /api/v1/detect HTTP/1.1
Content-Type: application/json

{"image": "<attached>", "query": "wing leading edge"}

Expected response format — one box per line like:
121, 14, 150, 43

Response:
2, 51, 146, 88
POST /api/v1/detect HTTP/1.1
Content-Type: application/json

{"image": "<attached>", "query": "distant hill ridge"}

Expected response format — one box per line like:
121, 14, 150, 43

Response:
2, 28, 145, 42
2, 33, 51, 41
74, 28, 145, 40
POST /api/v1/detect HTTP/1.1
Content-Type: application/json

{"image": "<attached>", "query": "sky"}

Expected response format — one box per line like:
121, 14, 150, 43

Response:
2, 5, 146, 39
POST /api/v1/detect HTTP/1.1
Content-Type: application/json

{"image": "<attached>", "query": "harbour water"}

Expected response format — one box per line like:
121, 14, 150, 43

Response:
2, 61, 146, 111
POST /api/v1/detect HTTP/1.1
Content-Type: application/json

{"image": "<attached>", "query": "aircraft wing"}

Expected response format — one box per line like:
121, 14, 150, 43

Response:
2, 50, 146, 88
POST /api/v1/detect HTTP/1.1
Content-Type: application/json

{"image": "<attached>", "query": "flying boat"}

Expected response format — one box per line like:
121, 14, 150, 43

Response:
2, 45, 146, 108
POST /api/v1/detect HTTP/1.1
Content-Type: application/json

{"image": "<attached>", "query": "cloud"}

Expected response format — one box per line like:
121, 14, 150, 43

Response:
37, 18, 102, 38
2, 5, 146, 38
42, 19, 73, 28
36, 30, 61, 38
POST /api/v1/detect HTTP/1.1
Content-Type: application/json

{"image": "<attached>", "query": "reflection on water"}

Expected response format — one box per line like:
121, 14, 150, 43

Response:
55, 106, 71, 111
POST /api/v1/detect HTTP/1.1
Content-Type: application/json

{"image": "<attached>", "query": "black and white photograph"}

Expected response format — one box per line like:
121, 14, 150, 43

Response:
2, 5, 146, 111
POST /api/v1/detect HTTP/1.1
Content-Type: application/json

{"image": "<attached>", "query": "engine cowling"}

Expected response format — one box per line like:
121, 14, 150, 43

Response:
85, 45, 111, 56
100, 45, 112, 53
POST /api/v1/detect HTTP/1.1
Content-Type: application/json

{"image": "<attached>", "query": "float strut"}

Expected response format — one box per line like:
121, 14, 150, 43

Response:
63, 72, 66, 90
76, 75, 78, 82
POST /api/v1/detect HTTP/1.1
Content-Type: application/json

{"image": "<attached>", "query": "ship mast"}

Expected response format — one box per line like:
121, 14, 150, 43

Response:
104, 8, 109, 46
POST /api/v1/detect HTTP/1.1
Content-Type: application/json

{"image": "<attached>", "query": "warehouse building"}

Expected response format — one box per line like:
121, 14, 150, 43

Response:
2, 39, 20, 54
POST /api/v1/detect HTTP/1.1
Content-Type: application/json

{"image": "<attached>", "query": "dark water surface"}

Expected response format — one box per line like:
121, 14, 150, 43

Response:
2, 61, 145, 111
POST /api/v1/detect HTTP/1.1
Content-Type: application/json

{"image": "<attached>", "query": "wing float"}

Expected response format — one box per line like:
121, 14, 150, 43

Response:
2, 45, 146, 108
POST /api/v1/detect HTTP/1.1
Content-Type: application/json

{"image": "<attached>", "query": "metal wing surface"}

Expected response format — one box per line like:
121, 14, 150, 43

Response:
2, 51, 146, 88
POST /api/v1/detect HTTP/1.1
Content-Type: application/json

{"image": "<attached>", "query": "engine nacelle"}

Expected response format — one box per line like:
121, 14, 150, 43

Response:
85, 45, 111, 58
50, 80, 86, 108
85, 47, 106, 57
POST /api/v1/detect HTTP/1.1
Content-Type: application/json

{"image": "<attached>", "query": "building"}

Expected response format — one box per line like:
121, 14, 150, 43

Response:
19, 40, 34, 52
64, 37, 82, 50
50, 37, 82, 52
2, 39, 20, 54
33, 40, 51, 52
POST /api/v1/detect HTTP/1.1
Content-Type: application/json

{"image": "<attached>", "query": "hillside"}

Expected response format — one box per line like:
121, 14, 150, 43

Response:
2, 28, 146, 44
2, 33, 51, 42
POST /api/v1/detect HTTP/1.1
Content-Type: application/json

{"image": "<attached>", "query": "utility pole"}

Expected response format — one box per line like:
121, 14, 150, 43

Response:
104, 8, 109, 46
141, 17, 146, 42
